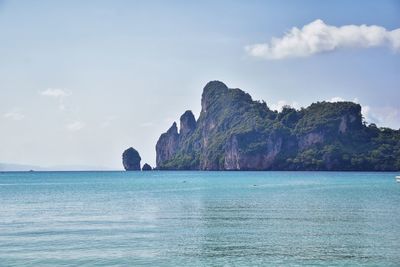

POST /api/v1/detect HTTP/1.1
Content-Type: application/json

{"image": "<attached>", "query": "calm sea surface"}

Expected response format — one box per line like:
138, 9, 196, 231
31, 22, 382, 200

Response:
0, 171, 399, 266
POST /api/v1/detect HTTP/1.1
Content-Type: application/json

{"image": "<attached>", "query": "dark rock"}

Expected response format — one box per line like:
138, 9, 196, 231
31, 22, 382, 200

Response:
155, 122, 180, 167
180, 110, 196, 137
142, 163, 152, 171
122, 147, 141, 171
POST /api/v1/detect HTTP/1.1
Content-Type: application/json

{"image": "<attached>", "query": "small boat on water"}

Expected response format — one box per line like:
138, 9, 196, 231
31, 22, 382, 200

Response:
396, 176, 400, 182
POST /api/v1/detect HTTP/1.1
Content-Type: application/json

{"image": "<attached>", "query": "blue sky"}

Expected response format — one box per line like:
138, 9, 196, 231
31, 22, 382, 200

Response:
1, 0, 399, 169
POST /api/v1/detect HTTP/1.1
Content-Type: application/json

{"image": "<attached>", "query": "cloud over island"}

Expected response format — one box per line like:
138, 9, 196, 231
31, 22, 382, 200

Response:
246, 19, 400, 59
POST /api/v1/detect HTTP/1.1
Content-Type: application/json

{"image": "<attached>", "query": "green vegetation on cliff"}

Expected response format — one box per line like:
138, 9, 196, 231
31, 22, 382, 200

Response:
156, 81, 400, 171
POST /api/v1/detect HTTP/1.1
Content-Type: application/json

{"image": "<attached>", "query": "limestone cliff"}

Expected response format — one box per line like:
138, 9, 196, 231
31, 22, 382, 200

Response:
122, 147, 141, 171
142, 163, 152, 171
179, 110, 196, 137
155, 81, 400, 171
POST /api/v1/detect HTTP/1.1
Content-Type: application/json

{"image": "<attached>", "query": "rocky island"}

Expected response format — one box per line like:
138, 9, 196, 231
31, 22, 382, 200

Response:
155, 81, 400, 171
142, 163, 152, 171
122, 147, 141, 171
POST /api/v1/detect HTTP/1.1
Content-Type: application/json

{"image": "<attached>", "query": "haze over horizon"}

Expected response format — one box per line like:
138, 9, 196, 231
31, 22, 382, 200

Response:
1, 0, 399, 170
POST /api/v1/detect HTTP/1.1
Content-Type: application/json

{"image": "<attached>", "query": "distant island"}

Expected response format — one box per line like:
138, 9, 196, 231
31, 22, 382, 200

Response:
0, 163, 114, 172
122, 147, 153, 171
154, 81, 400, 171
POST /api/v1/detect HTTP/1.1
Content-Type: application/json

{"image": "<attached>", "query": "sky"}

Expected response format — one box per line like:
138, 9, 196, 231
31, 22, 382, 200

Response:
0, 0, 399, 170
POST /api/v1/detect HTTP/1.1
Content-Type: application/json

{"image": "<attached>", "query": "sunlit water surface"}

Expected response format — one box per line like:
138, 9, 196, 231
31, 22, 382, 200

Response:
1, 171, 399, 266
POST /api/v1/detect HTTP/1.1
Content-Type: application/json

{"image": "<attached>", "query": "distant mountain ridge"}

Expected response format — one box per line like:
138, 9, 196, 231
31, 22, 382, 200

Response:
0, 163, 44, 172
0, 163, 114, 171
155, 81, 400, 171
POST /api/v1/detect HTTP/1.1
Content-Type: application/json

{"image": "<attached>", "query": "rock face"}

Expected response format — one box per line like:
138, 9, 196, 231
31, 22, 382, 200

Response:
122, 147, 141, 171
142, 163, 152, 171
155, 81, 400, 171
155, 122, 179, 167
179, 110, 196, 137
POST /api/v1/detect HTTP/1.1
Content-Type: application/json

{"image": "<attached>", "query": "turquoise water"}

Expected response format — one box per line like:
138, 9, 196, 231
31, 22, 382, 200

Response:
0, 171, 399, 266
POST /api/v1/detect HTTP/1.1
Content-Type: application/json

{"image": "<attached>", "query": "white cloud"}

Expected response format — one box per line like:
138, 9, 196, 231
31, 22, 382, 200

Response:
363, 106, 400, 128
66, 121, 85, 131
270, 100, 300, 112
40, 88, 70, 110
246, 19, 400, 59
327, 96, 400, 128
40, 88, 69, 98
3, 111, 25, 121
329, 96, 345, 102
328, 96, 362, 103
361, 105, 374, 122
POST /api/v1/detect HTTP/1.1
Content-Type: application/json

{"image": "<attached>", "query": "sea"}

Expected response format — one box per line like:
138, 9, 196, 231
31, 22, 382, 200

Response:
0, 171, 399, 266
